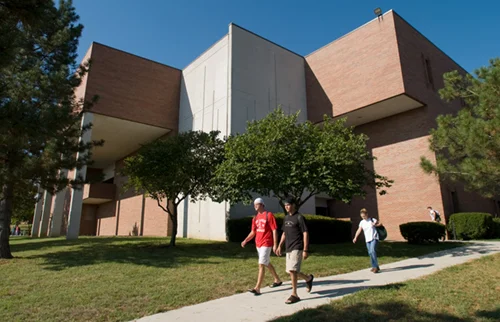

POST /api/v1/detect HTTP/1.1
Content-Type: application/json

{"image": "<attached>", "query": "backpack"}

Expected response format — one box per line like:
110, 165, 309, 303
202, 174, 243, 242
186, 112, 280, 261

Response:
434, 210, 441, 223
372, 218, 387, 241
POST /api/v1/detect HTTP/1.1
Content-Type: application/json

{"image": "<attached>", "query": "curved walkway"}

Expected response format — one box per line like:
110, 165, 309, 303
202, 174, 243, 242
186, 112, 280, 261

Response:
134, 241, 500, 322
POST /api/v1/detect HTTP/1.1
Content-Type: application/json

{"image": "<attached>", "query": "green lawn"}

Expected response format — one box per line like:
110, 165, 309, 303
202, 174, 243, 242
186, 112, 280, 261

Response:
1, 237, 463, 322
273, 253, 500, 322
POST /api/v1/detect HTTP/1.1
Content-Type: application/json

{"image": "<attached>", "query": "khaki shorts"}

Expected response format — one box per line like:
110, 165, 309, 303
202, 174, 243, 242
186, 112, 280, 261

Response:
286, 250, 303, 273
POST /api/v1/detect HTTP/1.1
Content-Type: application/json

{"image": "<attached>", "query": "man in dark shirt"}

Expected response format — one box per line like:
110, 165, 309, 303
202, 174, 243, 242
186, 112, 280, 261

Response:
277, 197, 314, 304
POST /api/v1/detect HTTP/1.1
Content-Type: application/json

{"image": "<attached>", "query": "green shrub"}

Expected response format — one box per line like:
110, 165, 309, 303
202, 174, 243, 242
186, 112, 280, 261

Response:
492, 218, 500, 238
447, 212, 494, 240
399, 222, 446, 244
227, 213, 352, 244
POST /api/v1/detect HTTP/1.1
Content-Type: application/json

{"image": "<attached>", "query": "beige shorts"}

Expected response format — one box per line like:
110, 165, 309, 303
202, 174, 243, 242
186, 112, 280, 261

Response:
286, 250, 303, 273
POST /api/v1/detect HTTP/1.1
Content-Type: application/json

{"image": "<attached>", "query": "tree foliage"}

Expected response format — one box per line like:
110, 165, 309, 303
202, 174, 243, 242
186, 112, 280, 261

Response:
0, 0, 102, 259
213, 108, 392, 211
421, 58, 500, 198
122, 131, 225, 247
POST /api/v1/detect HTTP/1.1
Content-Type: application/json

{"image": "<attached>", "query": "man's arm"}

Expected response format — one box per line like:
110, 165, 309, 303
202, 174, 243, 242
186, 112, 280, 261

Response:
277, 232, 286, 256
272, 229, 279, 255
353, 227, 362, 243
241, 231, 256, 248
303, 231, 310, 260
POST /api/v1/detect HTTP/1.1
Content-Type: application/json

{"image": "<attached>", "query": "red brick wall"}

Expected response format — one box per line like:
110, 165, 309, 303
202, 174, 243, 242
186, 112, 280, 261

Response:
394, 11, 496, 219
84, 42, 181, 130
96, 158, 172, 237
142, 197, 170, 236
80, 204, 97, 235
95, 201, 117, 236
330, 107, 444, 240
305, 12, 404, 123
117, 195, 143, 236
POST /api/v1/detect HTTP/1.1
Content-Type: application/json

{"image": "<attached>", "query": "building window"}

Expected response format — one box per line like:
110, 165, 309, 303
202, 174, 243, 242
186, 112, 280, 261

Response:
422, 54, 435, 90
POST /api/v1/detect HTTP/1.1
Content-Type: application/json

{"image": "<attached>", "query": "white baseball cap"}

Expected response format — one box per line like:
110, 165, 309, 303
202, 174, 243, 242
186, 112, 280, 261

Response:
254, 198, 265, 206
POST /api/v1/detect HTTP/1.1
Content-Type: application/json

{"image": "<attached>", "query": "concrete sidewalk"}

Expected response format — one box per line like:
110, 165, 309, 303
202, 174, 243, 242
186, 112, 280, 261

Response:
134, 241, 500, 322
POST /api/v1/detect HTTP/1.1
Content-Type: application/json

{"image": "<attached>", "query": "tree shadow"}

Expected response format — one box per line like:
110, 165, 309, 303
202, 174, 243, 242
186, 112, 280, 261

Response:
270, 300, 472, 322
310, 241, 465, 259
12, 238, 257, 271
9, 237, 468, 272
475, 308, 500, 320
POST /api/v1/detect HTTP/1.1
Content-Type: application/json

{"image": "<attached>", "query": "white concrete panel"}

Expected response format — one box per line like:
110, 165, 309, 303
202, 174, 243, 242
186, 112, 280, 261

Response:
228, 24, 309, 219
180, 35, 229, 136
229, 24, 308, 137
178, 34, 230, 240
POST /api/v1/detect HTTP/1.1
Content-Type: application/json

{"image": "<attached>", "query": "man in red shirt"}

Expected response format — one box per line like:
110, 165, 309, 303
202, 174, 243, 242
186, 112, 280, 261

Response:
241, 198, 282, 295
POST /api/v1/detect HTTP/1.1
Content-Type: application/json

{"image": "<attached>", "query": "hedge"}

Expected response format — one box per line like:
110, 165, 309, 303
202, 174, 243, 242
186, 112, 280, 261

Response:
399, 222, 446, 244
227, 213, 352, 244
447, 212, 494, 240
493, 218, 500, 238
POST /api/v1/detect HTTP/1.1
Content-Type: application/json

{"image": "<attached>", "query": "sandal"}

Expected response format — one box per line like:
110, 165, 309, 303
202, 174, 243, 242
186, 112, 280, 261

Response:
285, 295, 301, 304
270, 281, 283, 288
306, 274, 314, 293
248, 288, 261, 296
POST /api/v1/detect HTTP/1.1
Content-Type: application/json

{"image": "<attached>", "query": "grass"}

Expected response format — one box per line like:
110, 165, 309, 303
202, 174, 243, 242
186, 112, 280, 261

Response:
273, 253, 500, 322
0, 237, 463, 322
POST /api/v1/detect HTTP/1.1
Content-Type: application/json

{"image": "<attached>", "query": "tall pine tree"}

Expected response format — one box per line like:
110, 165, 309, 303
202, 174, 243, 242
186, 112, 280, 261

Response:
421, 58, 500, 198
0, 0, 102, 258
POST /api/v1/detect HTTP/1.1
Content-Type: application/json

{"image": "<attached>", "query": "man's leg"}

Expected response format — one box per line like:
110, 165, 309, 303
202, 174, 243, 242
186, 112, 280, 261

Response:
290, 270, 298, 297
297, 272, 314, 292
267, 263, 282, 284
368, 240, 379, 270
254, 264, 266, 292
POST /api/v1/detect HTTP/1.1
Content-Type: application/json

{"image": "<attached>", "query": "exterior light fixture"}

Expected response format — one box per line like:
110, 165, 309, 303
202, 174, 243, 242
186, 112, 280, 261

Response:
374, 7, 382, 16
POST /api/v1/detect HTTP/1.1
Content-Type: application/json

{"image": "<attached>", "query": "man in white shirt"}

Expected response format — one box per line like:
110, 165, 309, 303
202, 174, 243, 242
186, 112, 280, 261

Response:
353, 208, 382, 273
427, 206, 441, 222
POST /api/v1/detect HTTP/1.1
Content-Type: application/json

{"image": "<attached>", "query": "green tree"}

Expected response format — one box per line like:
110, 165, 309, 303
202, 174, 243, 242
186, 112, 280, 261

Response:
0, 0, 102, 259
11, 182, 38, 225
122, 131, 225, 247
421, 58, 500, 198
213, 109, 392, 211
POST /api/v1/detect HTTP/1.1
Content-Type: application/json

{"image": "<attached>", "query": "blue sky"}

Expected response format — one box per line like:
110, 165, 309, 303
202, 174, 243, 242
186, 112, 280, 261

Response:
73, 0, 499, 73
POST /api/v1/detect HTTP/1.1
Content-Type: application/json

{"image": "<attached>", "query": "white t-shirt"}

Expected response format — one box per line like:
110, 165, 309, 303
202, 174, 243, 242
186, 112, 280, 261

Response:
359, 218, 379, 242
429, 210, 436, 220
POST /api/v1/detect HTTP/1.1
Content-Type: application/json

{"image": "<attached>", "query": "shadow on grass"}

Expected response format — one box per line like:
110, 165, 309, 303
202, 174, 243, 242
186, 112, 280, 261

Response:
10, 237, 258, 271
311, 241, 465, 258
475, 308, 500, 320
271, 300, 474, 322
9, 237, 466, 272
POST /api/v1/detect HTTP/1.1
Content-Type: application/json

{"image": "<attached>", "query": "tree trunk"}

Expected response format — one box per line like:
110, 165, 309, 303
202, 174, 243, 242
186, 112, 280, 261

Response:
0, 183, 14, 259
169, 205, 178, 247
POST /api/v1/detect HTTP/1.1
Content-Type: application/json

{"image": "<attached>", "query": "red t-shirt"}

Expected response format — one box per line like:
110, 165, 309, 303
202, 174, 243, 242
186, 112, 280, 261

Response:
252, 211, 278, 247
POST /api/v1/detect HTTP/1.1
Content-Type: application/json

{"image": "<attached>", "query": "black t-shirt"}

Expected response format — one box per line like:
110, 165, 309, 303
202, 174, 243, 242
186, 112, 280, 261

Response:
282, 212, 308, 252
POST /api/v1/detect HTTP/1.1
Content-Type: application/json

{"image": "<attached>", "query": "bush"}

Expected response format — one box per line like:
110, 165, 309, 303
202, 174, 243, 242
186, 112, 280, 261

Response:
448, 212, 494, 240
227, 213, 352, 244
491, 218, 500, 238
399, 222, 446, 244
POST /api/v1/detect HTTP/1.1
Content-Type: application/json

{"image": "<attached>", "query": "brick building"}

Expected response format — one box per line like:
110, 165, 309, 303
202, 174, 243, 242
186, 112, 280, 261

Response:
32, 10, 499, 241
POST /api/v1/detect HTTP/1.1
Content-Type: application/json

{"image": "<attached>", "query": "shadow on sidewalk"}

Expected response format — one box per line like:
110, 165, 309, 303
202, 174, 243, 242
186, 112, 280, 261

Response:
381, 263, 434, 272
417, 242, 499, 259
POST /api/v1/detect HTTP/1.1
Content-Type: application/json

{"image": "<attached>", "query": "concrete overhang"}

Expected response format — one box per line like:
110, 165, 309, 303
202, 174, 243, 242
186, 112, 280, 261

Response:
336, 94, 424, 127
82, 183, 116, 204
90, 113, 171, 168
